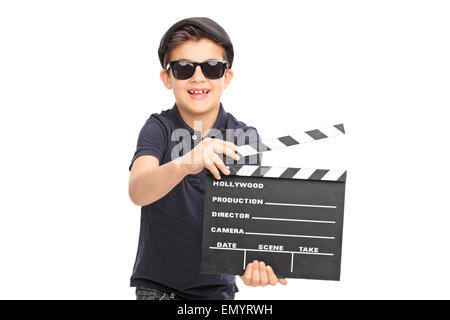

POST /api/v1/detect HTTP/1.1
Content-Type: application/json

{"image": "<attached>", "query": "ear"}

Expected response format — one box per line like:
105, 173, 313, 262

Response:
223, 69, 234, 89
160, 69, 172, 89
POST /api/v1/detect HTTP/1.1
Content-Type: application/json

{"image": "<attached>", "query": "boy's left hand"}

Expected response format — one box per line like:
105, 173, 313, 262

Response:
240, 260, 288, 287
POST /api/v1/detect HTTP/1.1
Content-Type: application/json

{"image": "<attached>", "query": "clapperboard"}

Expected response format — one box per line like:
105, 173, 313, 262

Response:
201, 124, 346, 280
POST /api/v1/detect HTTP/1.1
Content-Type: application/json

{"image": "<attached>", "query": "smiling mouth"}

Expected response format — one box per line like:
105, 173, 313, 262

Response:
187, 89, 210, 95
187, 89, 210, 101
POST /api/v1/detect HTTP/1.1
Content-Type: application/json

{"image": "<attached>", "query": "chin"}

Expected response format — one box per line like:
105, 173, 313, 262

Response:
182, 100, 218, 115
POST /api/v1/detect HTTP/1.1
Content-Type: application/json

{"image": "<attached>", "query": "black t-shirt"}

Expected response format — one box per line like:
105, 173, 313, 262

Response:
129, 102, 262, 300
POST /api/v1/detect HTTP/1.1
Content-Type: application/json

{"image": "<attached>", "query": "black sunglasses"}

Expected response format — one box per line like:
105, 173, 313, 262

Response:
167, 60, 229, 80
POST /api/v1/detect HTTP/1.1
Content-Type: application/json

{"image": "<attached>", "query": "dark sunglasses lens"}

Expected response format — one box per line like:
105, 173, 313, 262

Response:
172, 61, 195, 80
202, 61, 226, 79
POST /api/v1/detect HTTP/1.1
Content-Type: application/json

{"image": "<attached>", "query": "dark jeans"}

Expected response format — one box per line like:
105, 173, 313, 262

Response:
135, 287, 235, 300
136, 287, 184, 300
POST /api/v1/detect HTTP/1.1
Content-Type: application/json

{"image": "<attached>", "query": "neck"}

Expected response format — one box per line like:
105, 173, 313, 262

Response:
177, 103, 221, 138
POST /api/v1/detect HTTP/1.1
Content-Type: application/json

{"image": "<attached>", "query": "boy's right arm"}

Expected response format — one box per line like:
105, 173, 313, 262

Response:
128, 154, 186, 206
128, 138, 239, 207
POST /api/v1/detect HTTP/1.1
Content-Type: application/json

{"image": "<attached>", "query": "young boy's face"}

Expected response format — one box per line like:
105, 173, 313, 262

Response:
160, 38, 233, 116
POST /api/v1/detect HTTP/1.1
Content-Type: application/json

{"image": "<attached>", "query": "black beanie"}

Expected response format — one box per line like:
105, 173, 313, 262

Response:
158, 17, 234, 69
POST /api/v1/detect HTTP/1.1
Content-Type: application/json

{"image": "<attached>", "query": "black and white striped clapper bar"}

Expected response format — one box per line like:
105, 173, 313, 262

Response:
201, 124, 347, 280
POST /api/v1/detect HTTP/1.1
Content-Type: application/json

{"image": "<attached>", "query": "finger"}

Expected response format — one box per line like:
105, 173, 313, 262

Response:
212, 142, 240, 161
278, 278, 288, 285
225, 146, 240, 161
213, 139, 238, 152
223, 140, 238, 151
204, 158, 221, 180
217, 145, 240, 162
227, 141, 238, 153
241, 263, 252, 286
211, 153, 230, 175
251, 260, 260, 287
259, 261, 269, 287
266, 265, 279, 286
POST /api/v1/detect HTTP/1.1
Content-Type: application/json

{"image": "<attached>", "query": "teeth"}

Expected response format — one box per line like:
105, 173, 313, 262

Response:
189, 90, 209, 94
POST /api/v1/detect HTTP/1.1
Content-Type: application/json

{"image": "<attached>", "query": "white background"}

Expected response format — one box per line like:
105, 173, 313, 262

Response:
1, 0, 449, 299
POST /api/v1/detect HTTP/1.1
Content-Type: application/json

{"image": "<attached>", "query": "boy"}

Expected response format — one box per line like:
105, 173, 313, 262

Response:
128, 17, 287, 300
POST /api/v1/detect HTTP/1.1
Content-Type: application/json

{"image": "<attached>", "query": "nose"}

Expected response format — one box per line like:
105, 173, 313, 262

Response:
191, 65, 206, 81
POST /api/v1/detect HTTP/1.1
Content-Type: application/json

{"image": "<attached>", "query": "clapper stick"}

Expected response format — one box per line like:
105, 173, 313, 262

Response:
228, 123, 346, 181
235, 123, 345, 158
228, 164, 347, 182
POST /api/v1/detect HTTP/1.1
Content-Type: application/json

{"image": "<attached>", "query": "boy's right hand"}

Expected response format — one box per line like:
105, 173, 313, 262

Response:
177, 137, 240, 180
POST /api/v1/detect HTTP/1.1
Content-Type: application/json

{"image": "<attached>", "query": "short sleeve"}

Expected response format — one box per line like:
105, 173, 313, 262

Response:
129, 116, 168, 171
